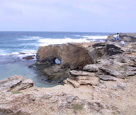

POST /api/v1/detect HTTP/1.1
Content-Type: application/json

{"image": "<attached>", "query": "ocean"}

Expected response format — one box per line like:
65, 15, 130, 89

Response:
0, 31, 111, 87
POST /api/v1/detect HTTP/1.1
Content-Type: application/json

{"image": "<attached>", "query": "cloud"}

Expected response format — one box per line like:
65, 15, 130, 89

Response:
0, 0, 136, 32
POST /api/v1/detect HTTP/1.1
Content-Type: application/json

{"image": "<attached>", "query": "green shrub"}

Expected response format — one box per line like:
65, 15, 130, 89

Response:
72, 104, 83, 111
11, 91, 23, 94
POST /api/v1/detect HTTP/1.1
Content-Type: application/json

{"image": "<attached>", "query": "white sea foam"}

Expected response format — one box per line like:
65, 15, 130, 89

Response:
20, 43, 38, 47
0, 49, 37, 62
10, 50, 37, 59
73, 35, 81, 37
11, 50, 37, 61
38, 38, 90, 46
18, 36, 42, 41
0, 49, 8, 55
82, 35, 108, 40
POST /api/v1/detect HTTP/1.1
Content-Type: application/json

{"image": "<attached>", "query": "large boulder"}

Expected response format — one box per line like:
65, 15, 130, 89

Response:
36, 43, 94, 69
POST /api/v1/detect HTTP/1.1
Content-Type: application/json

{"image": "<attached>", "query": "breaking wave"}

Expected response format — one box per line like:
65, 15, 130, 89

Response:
38, 38, 90, 46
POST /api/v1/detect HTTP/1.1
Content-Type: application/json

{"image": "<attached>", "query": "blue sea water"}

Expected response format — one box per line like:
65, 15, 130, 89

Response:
0, 31, 111, 87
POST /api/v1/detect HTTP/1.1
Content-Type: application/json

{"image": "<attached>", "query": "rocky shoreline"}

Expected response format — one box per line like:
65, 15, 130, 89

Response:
0, 33, 136, 115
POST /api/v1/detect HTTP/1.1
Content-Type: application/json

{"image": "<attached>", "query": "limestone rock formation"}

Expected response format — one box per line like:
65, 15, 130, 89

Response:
0, 75, 33, 92
35, 42, 127, 83
23, 55, 35, 60
36, 43, 94, 69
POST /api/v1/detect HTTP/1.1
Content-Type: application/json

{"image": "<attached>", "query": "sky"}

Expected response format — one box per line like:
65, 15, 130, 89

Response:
0, 0, 136, 32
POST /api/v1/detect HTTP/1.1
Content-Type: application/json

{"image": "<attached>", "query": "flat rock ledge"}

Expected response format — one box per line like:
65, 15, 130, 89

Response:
64, 53, 136, 88
0, 75, 33, 92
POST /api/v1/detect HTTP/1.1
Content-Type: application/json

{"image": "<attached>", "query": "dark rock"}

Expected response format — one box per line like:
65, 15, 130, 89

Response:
92, 43, 106, 48
23, 55, 35, 60
90, 43, 123, 61
19, 52, 26, 54
105, 44, 123, 56
88, 43, 106, 62
44, 65, 70, 83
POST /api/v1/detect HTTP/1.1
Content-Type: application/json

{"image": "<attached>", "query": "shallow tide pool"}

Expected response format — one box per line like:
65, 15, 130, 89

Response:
0, 60, 58, 87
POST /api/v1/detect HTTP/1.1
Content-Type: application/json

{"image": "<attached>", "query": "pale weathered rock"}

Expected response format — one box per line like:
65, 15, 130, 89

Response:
75, 76, 90, 80
100, 67, 124, 78
0, 76, 33, 92
0, 74, 135, 115
70, 70, 96, 77
83, 64, 100, 72
41, 94, 52, 99
87, 101, 104, 112
66, 95, 77, 103
99, 75, 117, 81
124, 66, 136, 71
66, 78, 80, 88
11, 79, 33, 91
125, 71, 136, 76
117, 83, 126, 90
78, 77, 99, 86
65, 76, 99, 86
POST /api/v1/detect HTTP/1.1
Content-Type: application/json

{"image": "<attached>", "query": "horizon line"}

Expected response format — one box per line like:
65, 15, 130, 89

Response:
0, 30, 116, 33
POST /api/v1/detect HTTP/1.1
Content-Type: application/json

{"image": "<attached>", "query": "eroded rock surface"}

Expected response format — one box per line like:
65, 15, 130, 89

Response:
36, 42, 125, 83
1, 75, 136, 115
0, 76, 128, 115
0, 76, 33, 92
36, 43, 94, 69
